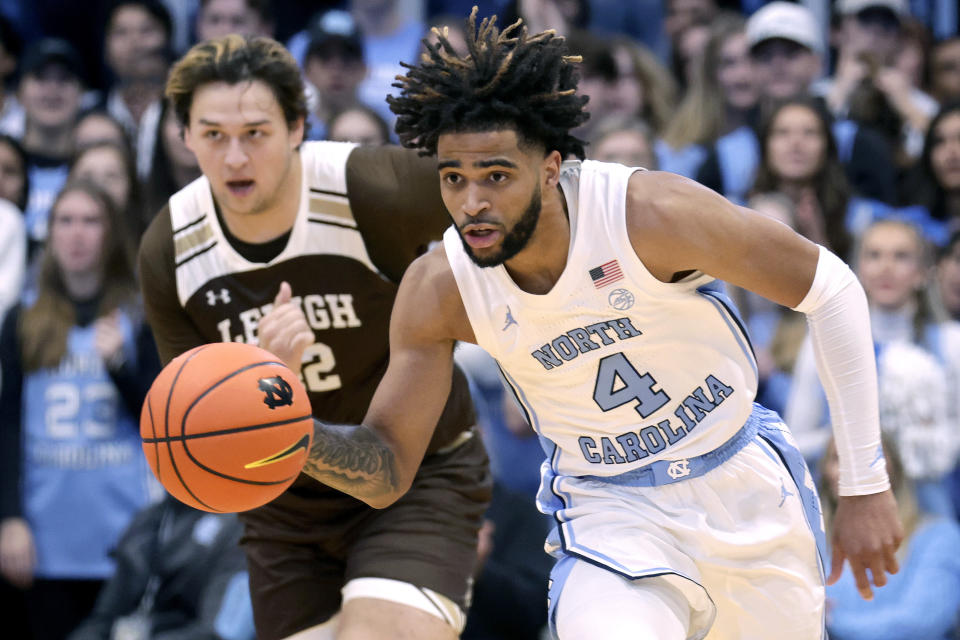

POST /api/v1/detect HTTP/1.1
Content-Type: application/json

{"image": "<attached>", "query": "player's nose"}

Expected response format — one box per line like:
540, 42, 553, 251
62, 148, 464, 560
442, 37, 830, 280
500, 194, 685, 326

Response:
461, 183, 489, 217
224, 138, 249, 169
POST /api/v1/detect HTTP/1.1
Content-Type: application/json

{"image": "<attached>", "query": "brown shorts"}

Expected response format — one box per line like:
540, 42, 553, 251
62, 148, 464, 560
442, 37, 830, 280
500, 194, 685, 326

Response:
240, 432, 492, 640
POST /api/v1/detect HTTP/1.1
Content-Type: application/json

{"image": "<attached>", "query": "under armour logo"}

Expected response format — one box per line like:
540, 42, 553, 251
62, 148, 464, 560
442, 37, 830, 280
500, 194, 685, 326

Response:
666, 459, 691, 479
778, 478, 795, 508
259, 376, 294, 409
502, 305, 518, 331
206, 288, 231, 305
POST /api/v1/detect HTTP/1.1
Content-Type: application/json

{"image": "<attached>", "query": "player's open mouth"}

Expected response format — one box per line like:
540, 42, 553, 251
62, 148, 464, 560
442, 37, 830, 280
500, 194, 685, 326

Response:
463, 225, 502, 249
226, 180, 255, 196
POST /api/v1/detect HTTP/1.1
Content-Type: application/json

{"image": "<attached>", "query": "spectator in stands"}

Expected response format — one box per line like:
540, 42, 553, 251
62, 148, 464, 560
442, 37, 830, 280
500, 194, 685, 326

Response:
302, 10, 370, 142
821, 434, 960, 639
0, 180, 160, 640
0, 131, 27, 212
0, 133, 26, 318
588, 117, 658, 169
568, 31, 675, 146
747, 1, 900, 205
930, 36, 960, 105
74, 110, 129, 151
662, 13, 759, 204
933, 231, 960, 322
899, 102, 960, 230
788, 220, 960, 511
500, 0, 590, 37
351, 0, 425, 127
664, 0, 716, 87
195, 0, 273, 42
102, 0, 172, 180
752, 97, 854, 260
328, 104, 390, 145
673, 21, 710, 91
69, 142, 145, 245
0, 14, 23, 138
893, 19, 934, 98
67, 495, 255, 640
17, 38, 85, 257
664, 0, 716, 51
820, 0, 938, 164
141, 100, 200, 223
611, 36, 677, 137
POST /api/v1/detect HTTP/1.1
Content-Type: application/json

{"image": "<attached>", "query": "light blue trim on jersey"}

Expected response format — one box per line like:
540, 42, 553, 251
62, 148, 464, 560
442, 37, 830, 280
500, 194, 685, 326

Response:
547, 554, 577, 638
754, 407, 827, 571
754, 415, 828, 640
496, 360, 561, 465
696, 282, 759, 382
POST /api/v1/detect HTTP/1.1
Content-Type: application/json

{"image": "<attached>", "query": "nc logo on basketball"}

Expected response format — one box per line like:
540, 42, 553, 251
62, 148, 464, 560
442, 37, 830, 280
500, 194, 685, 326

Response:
259, 376, 294, 409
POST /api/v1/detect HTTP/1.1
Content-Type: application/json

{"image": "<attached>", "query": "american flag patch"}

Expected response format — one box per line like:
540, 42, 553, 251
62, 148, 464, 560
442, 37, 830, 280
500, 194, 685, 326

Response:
589, 259, 623, 288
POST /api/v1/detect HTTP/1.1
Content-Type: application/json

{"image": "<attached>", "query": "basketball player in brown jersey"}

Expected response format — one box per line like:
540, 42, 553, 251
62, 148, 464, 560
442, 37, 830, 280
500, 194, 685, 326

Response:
137, 36, 491, 640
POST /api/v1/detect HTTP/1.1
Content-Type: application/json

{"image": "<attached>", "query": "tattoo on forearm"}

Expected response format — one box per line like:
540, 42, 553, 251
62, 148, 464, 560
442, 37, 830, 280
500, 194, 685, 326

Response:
301, 421, 399, 500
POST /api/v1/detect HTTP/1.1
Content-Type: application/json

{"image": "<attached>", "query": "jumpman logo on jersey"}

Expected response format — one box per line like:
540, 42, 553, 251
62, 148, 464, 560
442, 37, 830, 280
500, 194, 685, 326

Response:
870, 443, 885, 467
502, 306, 518, 331
778, 478, 794, 508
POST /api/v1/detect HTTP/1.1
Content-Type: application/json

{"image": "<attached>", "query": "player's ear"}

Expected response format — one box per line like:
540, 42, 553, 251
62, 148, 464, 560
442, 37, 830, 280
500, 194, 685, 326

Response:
288, 116, 305, 149
543, 150, 562, 187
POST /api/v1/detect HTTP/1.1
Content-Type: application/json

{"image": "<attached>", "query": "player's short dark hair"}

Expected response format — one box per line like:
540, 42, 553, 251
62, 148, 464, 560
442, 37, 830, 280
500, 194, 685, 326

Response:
387, 8, 589, 158
165, 35, 307, 127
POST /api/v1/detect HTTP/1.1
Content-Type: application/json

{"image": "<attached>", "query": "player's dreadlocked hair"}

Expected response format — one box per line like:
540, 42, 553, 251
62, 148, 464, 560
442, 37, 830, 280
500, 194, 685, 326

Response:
388, 8, 589, 158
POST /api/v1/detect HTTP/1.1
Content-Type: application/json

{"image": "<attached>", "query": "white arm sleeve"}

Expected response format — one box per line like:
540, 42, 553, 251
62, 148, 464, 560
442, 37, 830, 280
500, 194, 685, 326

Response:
791, 245, 890, 495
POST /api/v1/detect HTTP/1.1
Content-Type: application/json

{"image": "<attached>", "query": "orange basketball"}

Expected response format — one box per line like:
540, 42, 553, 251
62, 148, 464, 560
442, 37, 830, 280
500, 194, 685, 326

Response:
140, 342, 313, 513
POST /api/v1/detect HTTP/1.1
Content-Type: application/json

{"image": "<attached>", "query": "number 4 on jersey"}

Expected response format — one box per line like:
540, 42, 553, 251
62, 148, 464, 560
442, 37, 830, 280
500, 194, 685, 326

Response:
593, 352, 670, 418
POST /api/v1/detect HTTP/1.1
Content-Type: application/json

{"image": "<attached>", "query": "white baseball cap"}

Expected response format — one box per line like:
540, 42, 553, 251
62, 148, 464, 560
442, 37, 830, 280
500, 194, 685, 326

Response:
836, 0, 908, 16
746, 2, 823, 55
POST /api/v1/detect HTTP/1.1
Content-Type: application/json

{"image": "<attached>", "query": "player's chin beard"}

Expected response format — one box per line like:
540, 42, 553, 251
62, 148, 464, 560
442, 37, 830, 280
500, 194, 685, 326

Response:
459, 183, 542, 268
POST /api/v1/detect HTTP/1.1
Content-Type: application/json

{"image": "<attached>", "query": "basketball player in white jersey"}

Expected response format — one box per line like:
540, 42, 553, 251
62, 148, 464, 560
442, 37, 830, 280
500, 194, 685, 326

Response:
269, 9, 903, 639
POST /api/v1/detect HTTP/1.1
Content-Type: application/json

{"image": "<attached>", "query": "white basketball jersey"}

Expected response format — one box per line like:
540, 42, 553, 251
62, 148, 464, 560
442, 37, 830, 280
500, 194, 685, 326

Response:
168, 140, 377, 308
444, 160, 759, 478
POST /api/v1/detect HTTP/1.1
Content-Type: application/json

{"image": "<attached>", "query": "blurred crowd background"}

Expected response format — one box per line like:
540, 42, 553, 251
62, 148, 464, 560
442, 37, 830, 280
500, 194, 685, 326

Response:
0, 0, 959, 638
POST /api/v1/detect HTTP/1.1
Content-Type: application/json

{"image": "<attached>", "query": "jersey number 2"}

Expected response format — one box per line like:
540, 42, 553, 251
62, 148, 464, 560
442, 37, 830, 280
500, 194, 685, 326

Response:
301, 342, 342, 392
593, 353, 670, 418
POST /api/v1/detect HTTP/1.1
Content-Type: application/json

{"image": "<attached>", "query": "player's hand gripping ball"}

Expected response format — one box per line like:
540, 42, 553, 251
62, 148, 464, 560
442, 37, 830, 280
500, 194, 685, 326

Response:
140, 343, 313, 512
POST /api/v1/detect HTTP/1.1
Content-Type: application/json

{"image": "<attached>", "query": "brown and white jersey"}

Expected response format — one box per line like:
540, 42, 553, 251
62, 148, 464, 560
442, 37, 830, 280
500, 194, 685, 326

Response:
139, 141, 475, 463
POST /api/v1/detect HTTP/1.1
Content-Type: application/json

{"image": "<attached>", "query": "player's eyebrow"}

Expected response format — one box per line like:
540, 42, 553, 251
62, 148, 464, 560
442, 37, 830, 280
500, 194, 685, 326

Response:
474, 158, 518, 169
196, 118, 271, 128
437, 158, 518, 170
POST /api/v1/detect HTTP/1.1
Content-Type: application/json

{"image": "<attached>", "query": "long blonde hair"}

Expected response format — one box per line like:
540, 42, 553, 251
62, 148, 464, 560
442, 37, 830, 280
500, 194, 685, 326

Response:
612, 36, 678, 135
663, 13, 746, 148
20, 181, 137, 371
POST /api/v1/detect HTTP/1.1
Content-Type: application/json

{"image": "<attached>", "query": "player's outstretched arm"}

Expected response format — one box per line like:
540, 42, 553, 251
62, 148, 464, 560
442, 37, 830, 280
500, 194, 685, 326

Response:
626, 171, 902, 599
301, 247, 472, 508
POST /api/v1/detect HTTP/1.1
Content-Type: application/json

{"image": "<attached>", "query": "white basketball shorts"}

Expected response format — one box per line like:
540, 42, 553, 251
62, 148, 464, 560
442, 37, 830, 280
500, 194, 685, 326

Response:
541, 404, 826, 639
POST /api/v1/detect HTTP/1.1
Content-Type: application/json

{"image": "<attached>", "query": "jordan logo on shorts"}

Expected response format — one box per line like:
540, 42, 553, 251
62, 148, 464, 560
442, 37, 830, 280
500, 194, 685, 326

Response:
666, 459, 691, 479
778, 478, 795, 508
